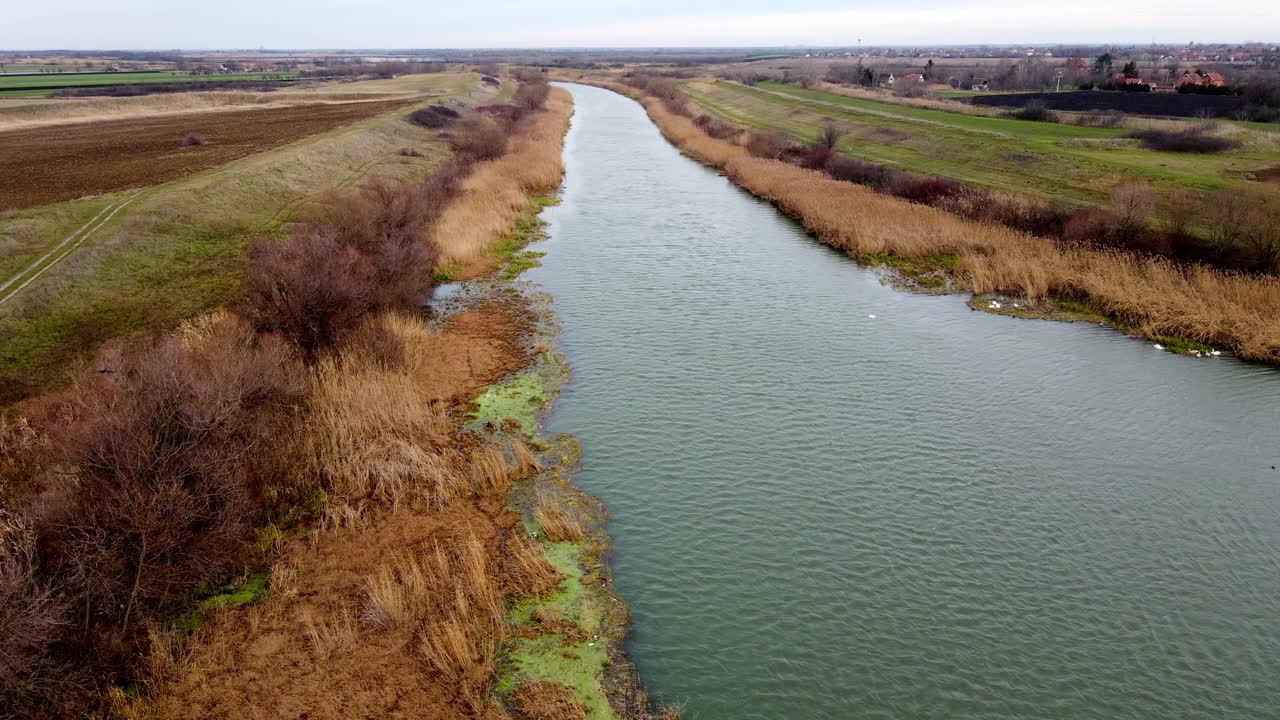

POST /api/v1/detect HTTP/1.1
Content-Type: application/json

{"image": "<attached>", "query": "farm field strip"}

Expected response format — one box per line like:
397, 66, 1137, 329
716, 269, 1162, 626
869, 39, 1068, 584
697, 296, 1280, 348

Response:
682, 79, 1280, 207
0, 98, 417, 210
0, 72, 488, 401
0, 70, 299, 92
0, 193, 140, 307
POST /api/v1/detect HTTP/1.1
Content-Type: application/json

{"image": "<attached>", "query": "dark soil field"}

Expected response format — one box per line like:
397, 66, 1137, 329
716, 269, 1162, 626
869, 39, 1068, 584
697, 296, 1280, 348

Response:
0, 99, 413, 210
969, 90, 1244, 118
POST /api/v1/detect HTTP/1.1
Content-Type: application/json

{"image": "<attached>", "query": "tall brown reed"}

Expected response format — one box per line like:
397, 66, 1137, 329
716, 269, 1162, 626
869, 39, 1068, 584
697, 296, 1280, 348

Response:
600, 78, 1280, 362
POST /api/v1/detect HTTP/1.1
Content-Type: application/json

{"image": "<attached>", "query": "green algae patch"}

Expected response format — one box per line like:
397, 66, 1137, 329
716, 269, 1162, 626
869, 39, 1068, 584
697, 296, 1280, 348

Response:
470, 352, 567, 436
970, 293, 1112, 325
1154, 335, 1218, 356
491, 200, 554, 279
432, 260, 462, 283
861, 252, 958, 293
508, 636, 614, 719
174, 572, 270, 633
471, 368, 549, 436
502, 250, 546, 280
503, 539, 617, 720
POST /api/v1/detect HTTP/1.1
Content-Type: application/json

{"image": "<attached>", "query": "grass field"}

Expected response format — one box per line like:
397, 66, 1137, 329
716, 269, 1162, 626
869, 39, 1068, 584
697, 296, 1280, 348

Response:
0, 70, 299, 93
682, 79, 1280, 208
0, 72, 490, 402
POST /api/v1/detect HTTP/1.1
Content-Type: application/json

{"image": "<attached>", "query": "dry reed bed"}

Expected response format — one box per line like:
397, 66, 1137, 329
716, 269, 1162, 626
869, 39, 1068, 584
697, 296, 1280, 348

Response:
433, 87, 573, 269
597, 79, 1280, 362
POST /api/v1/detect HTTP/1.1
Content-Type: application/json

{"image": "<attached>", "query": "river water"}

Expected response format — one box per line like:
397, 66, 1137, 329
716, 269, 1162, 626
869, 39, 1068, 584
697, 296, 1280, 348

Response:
527, 83, 1280, 720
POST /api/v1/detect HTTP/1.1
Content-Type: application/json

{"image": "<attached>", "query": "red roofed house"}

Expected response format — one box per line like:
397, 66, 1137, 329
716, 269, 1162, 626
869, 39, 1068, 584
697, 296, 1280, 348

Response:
1176, 70, 1227, 88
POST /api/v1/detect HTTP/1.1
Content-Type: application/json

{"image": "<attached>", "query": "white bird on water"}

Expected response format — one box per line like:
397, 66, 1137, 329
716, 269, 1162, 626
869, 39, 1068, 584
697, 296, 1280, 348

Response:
1154, 343, 1165, 350
868, 314, 876, 319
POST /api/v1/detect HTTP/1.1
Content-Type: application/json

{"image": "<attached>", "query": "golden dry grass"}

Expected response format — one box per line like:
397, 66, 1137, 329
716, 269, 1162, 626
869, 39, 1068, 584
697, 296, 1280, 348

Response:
509, 681, 587, 720
305, 312, 461, 510
432, 87, 573, 268
600, 78, 1280, 362
638, 96, 748, 167
533, 489, 585, 542
726, 157, 1280, 360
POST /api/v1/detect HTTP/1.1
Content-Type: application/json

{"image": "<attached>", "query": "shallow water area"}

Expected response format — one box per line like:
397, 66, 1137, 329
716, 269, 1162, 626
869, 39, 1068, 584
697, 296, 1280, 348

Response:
529, 83, 1280, 720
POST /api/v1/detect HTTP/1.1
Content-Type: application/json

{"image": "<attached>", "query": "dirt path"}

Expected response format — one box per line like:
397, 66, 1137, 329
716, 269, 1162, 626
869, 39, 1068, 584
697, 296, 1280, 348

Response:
0, 192, 139, 307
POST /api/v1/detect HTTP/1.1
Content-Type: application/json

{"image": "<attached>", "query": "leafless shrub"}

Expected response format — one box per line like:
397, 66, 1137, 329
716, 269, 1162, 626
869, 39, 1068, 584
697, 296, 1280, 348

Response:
692, 114, 740, 141
815, 119, 844, 149
1010, 100, 1056, 122
240, 166, 460, 358
0, 511, 83, 712
409, 105, 460, 129
514, 81, 551, 113
1127, 126, 1240, 152
0, 313, 305, 711
1110, 180, 1156, 242
180, 132, 206, 146
452, 117, 508, 160
745, 130, 790, 160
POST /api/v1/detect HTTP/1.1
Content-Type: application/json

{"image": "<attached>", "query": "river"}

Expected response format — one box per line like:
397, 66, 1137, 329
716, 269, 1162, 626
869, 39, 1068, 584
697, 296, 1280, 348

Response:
526, 83, 1280, 720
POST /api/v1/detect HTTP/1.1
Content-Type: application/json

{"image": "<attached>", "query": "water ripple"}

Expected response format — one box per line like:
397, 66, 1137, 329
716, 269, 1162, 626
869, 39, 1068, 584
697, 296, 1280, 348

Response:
530, 84, 1280, 720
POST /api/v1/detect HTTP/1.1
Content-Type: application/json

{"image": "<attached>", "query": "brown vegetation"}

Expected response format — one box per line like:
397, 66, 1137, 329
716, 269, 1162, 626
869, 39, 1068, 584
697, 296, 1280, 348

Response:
0, 99, 414, 211
509, 681, 587, 720
0, 73, 578, 718
725, 157, 1280, 360
534, 490, 586, 543
432, 87, 573, 274
589, 76, 1280, 361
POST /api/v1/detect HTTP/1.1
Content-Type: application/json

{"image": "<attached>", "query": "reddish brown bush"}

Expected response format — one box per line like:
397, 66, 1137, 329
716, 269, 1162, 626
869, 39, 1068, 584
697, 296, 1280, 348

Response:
409, 105, 459, 129
0, 511, 82, 713
693, 114, 740, 141
890, 176, 962, 205
802, 144, 834, 169
824, 154, 894, 190
1127, 127, 1241, 153
1, 315, 305, 712
451, 117, 508, 160
745, 131, 790, 159
241, 165, 463, 357
513, 81, 551, 113
240, 229, 383, 357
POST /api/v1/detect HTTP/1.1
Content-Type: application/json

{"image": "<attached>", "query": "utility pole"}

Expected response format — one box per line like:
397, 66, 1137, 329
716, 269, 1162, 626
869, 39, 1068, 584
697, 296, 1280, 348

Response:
1056, 69, 1063, 92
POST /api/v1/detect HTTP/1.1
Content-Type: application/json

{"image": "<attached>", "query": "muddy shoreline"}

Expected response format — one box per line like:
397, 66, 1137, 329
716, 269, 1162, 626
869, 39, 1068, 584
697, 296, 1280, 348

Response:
441, 203, 659, 718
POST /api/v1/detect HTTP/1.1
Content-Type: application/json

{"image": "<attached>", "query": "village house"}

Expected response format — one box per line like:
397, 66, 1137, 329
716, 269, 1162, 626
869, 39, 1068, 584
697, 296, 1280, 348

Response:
970, 78, 989, 91
1176, 70, 1226, 88
901, 72, 924, 84
877, 72, 895, 88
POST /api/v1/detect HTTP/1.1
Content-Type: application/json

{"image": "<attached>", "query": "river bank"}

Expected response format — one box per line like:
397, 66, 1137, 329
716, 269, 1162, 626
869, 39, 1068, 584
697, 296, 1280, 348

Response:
1, 81, 659, 720
521, 81, 1280, 720
552, 74, 1280, 365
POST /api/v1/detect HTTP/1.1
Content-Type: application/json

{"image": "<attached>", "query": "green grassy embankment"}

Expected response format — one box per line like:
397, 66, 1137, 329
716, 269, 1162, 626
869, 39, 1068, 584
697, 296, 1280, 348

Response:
682, 79, 1280, 208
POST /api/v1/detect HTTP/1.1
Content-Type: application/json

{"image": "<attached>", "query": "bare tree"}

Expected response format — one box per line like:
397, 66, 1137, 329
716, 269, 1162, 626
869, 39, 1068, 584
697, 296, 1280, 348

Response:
816, 119, 844, 150
1110, 180, 1155, 241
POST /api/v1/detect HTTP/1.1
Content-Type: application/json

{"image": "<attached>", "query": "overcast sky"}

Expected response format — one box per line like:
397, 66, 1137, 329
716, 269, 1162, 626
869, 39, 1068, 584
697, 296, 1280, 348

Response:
5, 0, 1277, 50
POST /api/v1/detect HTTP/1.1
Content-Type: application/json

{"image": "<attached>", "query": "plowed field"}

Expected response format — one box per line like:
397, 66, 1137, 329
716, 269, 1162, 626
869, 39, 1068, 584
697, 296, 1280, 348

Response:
0, 99, 412, 210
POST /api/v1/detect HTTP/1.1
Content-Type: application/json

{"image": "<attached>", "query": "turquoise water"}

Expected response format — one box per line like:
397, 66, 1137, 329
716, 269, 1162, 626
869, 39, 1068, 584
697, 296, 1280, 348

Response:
528, 84, 1280, 720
